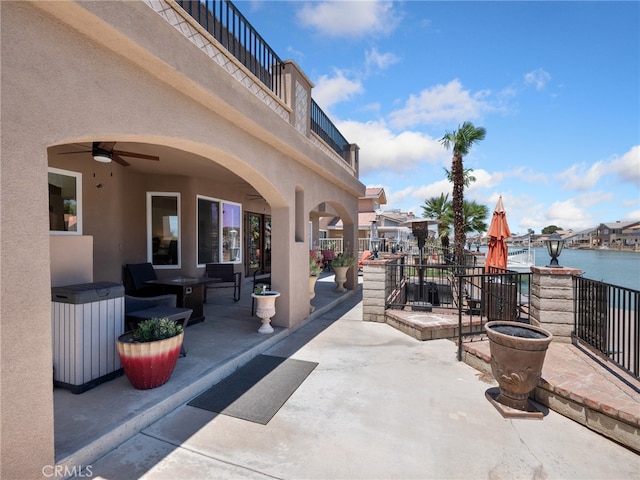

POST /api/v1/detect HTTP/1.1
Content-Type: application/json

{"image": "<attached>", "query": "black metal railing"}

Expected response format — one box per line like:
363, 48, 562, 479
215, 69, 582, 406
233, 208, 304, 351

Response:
574, 276, 639, 379
311, 99, 350, 160
176, 0, 284, 98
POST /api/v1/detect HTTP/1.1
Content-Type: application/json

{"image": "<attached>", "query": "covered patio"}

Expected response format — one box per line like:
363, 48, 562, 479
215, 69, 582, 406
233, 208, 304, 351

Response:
54, 272, 359, 468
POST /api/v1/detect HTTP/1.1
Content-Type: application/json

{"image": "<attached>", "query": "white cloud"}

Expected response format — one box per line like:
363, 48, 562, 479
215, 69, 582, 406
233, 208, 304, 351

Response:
313, 71, 363, 110
544, 198, 595, 230
297, 1, 400, 38
388, 79, 492, 128
558, 161, 606, 191
365, 48, 400, 73
524, 68, 551, 91
609, 145, 640, 186
338, 119, 446, 173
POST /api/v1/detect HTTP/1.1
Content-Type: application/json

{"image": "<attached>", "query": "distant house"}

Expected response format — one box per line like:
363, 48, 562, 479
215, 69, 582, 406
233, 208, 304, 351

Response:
563, 228, 598, 248
595, 221, 640, 247
318, 187, 418, 252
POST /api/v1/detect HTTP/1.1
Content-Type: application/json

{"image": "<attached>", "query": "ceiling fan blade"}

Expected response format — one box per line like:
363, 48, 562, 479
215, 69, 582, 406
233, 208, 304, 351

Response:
111, 154, 130, 167
58, 150, 91, 154
112, 149, 159, 161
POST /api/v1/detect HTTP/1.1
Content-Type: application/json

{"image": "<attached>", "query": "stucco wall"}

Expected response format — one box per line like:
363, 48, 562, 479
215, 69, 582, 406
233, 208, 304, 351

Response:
1, 1, 362, 477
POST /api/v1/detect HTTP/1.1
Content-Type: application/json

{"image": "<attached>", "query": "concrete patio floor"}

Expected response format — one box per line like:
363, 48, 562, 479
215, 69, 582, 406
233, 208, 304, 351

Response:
54, 273, 356, 469
58, 275, 639, 479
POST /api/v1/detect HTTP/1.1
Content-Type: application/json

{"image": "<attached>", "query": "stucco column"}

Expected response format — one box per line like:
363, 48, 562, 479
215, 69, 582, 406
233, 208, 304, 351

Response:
342, 219, 359, 290
362, 260, 387, 323
530, 266, 582, 342
282, 60, 313, 136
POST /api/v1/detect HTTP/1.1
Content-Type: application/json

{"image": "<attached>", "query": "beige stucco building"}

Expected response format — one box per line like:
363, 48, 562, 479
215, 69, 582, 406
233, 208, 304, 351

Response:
1, 1, 364, 477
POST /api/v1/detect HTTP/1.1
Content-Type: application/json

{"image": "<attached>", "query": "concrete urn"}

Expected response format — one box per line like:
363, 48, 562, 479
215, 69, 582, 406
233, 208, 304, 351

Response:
484, 321, 553, 418
251, 291, 280, 334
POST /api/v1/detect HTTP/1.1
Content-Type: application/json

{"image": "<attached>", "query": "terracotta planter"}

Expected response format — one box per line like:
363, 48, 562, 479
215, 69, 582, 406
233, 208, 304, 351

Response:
251, 291, 280, 333
484, 321, 552, 418
117, 332, 184, 390
333, 266, 350, 292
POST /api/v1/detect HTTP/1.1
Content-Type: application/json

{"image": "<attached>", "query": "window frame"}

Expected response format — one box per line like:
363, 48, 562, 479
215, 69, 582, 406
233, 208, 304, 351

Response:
48, 167, 82, 235
147, 192, 181, 269
196, 195, 242, 267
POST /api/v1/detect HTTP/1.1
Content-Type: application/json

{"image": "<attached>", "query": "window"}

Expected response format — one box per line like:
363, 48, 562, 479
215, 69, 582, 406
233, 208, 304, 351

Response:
197, 196, 241, 266
49, 168, 82, 234
147, 192, 180, 268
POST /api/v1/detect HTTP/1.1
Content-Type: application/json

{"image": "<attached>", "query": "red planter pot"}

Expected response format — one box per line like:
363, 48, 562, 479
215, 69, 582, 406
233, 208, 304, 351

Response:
117, 332, 184, 390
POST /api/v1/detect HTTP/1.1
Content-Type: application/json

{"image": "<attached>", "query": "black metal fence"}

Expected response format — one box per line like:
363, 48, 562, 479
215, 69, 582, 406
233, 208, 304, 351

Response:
574, 276, 639, 379
311, 99, 351, 160
384, 261, 531, 359
177, 0, 284, 98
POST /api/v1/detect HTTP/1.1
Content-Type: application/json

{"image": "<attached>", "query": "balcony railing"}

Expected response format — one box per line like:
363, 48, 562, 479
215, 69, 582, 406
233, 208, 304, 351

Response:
311, 99, 350, 160
176, 1, 352, 161
176, 0, 283, 98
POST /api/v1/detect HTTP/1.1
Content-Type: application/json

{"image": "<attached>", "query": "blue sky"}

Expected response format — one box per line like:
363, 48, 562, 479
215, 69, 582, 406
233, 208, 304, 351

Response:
241, 1, 639, 235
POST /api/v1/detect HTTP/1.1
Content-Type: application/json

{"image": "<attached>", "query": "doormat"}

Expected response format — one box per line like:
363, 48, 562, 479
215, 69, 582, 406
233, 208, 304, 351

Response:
188, 354, 318, 424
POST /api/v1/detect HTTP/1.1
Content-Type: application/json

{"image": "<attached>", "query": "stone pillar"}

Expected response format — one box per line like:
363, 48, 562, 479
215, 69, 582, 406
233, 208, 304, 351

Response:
362, 260, 387, 323
530, 266, 582, 342
282, 60, 313, 136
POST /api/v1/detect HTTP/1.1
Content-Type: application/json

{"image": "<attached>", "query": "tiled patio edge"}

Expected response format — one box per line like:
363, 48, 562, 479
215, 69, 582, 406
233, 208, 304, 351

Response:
461, 343, 640, 454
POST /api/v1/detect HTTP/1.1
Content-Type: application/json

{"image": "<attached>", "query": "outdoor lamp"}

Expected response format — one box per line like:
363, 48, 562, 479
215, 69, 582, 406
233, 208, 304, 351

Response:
546, 232, 564, 267
371, 238, 380, 258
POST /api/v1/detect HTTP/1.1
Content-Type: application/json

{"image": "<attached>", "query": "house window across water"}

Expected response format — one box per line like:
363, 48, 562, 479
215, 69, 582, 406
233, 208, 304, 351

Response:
197, 196, 242, 266
147, 192, 180, 268
48, 168, 82, 234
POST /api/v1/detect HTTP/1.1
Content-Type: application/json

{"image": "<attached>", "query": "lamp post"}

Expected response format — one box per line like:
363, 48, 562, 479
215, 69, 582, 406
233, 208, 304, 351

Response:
370, 220, 379, 258
546, 232, 564, 267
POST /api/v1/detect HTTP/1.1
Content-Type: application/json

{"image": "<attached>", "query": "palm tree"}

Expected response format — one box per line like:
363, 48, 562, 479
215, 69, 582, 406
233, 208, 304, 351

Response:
463, 200, 489, 235
443, 167, 477, 187
440, 122, 486, 264
421, 193, 451, 250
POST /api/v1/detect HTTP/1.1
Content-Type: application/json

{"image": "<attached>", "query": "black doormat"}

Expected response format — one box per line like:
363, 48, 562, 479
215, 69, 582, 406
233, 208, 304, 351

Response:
188, 355, 318, 424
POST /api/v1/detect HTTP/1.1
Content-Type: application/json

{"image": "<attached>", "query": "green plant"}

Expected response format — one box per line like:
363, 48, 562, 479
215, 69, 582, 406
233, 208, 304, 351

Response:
332, 252, 356, 267
132, 317, 183, 343
310, 253, 323, 276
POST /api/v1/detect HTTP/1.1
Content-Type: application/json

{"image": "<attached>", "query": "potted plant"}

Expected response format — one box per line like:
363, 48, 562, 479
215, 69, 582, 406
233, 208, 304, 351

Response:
117, 317, 184, 390
309, 252, 323, 312
331, 252, 356, 292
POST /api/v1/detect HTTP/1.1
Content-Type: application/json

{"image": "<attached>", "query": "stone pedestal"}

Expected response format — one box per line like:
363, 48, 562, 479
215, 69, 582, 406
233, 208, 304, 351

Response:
529, 266, 582, 342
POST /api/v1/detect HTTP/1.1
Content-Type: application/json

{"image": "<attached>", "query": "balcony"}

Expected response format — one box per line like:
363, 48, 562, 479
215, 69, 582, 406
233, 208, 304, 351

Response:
168, 0, 356, 168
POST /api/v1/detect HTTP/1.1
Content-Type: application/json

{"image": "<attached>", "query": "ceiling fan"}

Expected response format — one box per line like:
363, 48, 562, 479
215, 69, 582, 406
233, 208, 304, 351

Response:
59, 142, 159, 166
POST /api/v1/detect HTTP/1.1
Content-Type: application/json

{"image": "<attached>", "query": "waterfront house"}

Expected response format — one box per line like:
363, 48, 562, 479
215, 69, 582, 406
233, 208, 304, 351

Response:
0, 1, 364, 477
595, 221, 640, 248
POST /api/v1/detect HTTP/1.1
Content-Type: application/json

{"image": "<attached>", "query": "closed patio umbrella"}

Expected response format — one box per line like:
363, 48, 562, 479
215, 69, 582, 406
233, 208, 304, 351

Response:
485, 196, 511, 272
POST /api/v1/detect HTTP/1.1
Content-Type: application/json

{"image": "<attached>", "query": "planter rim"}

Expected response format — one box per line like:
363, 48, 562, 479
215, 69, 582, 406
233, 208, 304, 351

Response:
118, 331, 184, 344
251, 291, 280, 298
485, 321, 553, 350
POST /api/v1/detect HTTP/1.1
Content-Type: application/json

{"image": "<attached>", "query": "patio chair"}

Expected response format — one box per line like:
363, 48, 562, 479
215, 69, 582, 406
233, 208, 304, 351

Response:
321, 250, 336, 271
251, 269, 271, 315
124, 294, 191, 356
123, 262, 161, 297
203, 263, 241, 302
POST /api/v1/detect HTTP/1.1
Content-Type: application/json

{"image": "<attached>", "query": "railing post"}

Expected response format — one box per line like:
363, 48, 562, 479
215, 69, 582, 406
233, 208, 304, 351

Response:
362, 259, 388, 323
530, 266, 582, 342
282, 60, 312, 135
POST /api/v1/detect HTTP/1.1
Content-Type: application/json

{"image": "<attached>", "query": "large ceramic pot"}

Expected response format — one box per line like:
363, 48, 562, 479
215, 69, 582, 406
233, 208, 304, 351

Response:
117, 331, 184, 390
309, 275, 318, 312
333, 266, 350, 292
484, 321, 552, 416
251, 291, 280, 334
